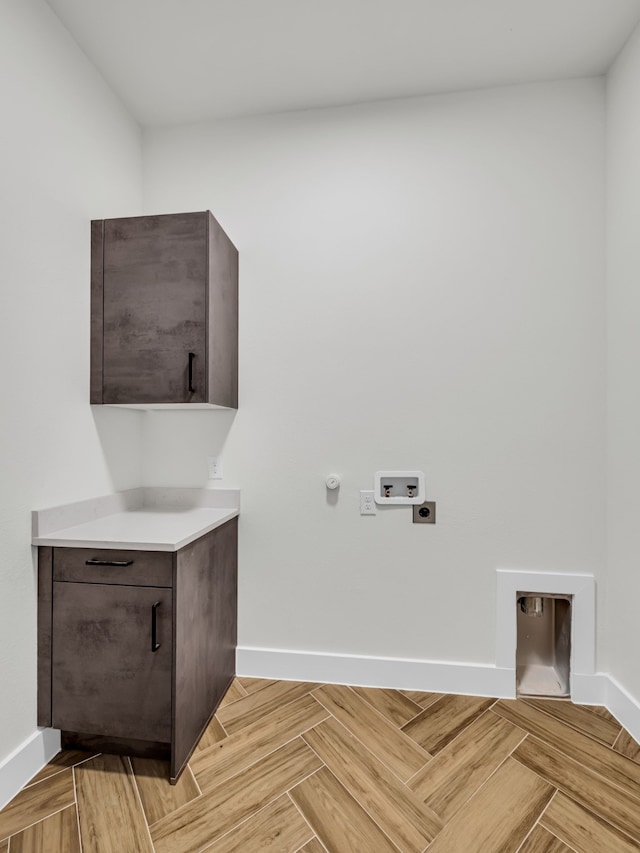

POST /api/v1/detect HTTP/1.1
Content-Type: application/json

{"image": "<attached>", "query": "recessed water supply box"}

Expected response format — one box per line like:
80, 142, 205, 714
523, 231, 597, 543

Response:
516, 593, 572, 698
374, 471, 425, 505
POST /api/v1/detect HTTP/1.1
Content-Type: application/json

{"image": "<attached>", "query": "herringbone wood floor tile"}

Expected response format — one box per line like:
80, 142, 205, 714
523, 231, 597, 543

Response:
540, 791, 640, 853
349, 685, 424, 726
131, 757, 200, 826
514, 735, 640, 842
591, 705, 620, 723
494, 699, 640, 800
302, 715, 442, 850
237, 676, 277, 694
522, 697, 622, 745
193, 713, 228, 753
191, 694, 329, 792
151, 739, 322, 853
297, 839, 327, 853
217, 677, 247, 709
313, 683, 431, 781
75, 755, 153, 853
518, 824, 573, 853
3, 681, 640, 852
426, 757, 554, 853
0, 769, 74, 841
290, 767, 398, 852
402, 694, 496, 754
407, 709, 525, 821
217, 681, 318, 734
24, 750, 99, 788
615, 727, 640, 763
8, 805, 81, 853
400, 689, 444, 709
206, 795, 313, 852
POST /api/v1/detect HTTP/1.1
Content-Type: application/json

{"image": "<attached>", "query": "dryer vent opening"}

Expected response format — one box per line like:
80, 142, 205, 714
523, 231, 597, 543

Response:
516, 593, 572, 698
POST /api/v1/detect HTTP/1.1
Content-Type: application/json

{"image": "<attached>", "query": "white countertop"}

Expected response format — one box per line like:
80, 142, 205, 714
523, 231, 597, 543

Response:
32, 488, 240, 552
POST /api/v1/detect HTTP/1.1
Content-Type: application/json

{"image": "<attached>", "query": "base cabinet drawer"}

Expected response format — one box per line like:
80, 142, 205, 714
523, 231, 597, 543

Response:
52, 547, 173, 587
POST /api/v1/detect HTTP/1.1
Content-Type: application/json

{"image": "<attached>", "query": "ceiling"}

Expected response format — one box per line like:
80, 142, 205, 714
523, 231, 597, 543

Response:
46, 0, 640, 127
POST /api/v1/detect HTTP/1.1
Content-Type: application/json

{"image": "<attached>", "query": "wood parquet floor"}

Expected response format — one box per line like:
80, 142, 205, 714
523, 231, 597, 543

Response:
2, 678, 640, 852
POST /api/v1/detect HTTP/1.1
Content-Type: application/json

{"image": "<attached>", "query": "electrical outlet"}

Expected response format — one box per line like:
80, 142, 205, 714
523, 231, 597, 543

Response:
413, 501, 436, 523
207, 457, 223, 480
360, 490, 376, 515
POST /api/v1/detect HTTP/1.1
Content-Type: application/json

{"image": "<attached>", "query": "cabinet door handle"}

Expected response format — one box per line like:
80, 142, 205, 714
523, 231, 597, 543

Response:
85, 559, 134, 567
188, 352, 196, 393
151, 601, 161, 652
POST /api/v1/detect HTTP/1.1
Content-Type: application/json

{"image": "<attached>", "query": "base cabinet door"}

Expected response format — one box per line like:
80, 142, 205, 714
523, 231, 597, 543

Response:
52, 582, 172, 742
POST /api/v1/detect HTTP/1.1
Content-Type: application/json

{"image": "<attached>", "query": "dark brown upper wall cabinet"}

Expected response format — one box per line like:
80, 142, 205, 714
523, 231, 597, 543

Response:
91, 211, 238, 408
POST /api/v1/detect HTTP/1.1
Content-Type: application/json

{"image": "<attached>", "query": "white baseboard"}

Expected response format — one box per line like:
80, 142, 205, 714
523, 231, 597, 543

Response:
0, 727, 60, 811
237, 646, 640, 735
571, 672, 609, 706
606, 674, 640, 745
237, 646, 516, 698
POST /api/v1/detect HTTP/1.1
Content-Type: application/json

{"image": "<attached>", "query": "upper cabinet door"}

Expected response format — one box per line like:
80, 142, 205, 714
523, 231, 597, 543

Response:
91, 211, 238, 408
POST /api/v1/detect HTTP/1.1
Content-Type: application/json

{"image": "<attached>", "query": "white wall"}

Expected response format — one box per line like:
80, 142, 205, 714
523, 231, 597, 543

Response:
0, 0, 143, 763
606, 22, 640, 702
143, 79, 606, 669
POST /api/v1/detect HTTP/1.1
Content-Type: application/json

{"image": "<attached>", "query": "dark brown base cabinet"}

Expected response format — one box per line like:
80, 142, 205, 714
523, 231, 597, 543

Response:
38, 518, 237, 783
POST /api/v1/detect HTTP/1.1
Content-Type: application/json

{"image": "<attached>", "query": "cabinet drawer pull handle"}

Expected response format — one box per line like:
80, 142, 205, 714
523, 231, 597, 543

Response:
151, 601, 161, 652
85, 559, 134, 567
188, 351, 196, 393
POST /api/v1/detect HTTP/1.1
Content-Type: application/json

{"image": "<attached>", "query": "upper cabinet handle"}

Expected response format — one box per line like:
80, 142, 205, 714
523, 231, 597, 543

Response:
188, 352, 196, 393
85, 559, 133, 567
